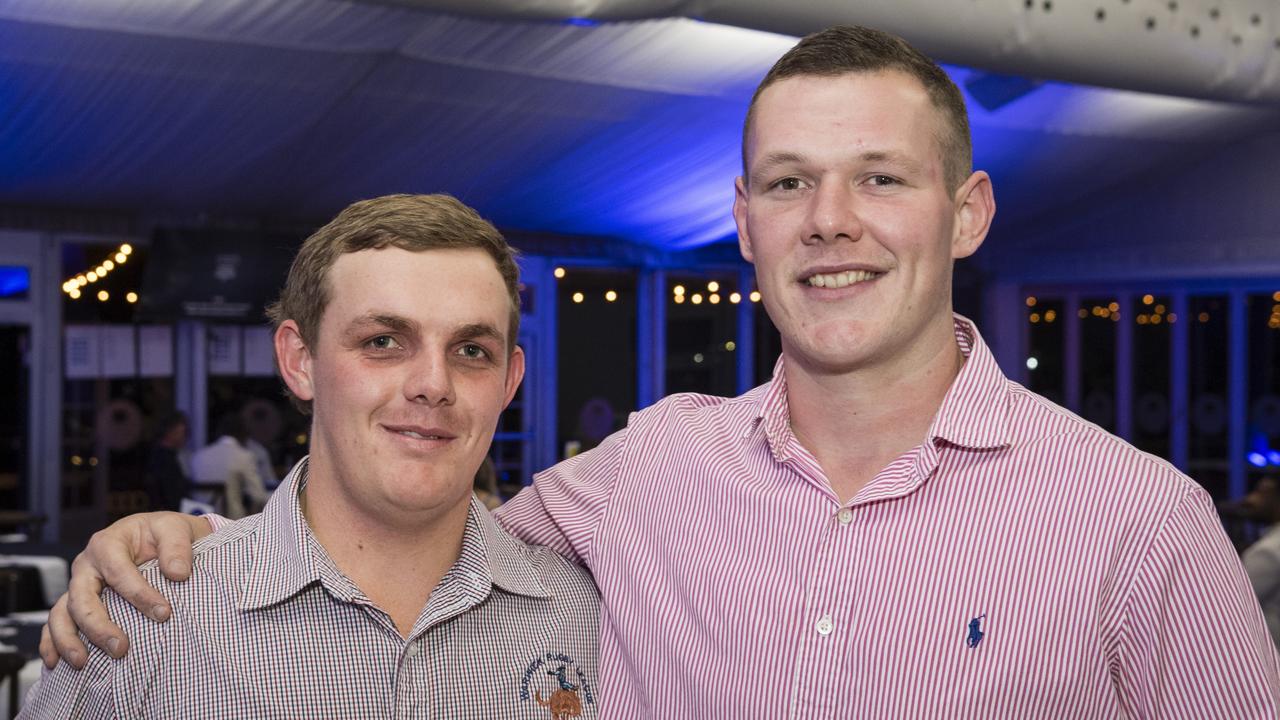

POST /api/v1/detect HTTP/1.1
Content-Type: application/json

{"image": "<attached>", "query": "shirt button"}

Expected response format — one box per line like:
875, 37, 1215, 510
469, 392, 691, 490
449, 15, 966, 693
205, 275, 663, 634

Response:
405, 643, 420, 658
815, 614, 834, 636
836, 508, 853, 525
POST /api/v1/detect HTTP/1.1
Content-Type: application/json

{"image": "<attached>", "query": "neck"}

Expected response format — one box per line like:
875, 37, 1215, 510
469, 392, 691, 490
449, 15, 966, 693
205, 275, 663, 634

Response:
299, 457, 470, 638
784, 318, 964, 502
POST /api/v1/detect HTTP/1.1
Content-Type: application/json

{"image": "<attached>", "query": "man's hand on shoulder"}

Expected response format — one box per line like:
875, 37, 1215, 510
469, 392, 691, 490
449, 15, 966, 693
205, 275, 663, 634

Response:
39, 511, 213, 669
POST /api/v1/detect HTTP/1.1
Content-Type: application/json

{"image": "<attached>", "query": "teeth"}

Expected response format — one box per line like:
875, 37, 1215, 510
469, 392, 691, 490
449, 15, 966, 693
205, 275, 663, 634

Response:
398, 430, 441, 440
806, 270, 879, 288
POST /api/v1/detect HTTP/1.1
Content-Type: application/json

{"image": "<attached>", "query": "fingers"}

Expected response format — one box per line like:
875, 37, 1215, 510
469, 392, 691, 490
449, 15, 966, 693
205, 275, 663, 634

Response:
150, 513, 203, 581
44, 593, 92, 669
65, 553, 130, 659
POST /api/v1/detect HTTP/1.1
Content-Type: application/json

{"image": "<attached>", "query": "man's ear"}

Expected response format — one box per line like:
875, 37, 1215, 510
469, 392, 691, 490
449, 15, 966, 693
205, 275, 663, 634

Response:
951, 170, 996, 260
503, 346, 526, 409
275, 320, 315, 403
734, 176, 756, 263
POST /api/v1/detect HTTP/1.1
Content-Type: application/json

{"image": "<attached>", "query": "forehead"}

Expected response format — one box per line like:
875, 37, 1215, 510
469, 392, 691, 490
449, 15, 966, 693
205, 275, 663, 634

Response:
321, 246, 510, 335
746, 70, 945, 168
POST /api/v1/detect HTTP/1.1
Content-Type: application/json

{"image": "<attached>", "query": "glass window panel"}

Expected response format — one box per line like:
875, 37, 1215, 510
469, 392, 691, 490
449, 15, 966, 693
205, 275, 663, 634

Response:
1026, 297, 1065, 405
1247, 291, 1280, 484
1078, 296, 1119, 432
666, 274, 737, 398
1188, 296, 1229, 499
1131, 294, 1171, 459
557, 269, 636, 457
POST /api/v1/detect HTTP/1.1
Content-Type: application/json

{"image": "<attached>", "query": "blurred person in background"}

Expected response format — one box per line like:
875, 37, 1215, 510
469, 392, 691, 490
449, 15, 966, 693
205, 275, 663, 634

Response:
1242, 476, 1280, 649
144, 411, 190, 512
190, 413, 270, 519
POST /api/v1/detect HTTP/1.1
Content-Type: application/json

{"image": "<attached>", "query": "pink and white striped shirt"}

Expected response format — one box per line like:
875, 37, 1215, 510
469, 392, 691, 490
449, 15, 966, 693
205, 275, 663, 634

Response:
497, 316, 1280, 718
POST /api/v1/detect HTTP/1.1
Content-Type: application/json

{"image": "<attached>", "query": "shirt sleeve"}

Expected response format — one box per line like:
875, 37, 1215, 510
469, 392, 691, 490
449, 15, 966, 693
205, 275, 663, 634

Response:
18, 644, 116, 719
493, 426, 628, 567
1111, 488, 1280, 717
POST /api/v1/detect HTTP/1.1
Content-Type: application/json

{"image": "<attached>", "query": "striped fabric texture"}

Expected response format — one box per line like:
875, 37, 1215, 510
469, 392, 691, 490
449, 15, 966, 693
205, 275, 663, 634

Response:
497, 315, 1280, 718
21, 461, 601, 719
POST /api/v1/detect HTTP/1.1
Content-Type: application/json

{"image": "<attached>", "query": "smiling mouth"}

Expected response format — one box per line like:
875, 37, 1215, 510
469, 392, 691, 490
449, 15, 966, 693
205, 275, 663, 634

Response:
804, 269, 883, 288
396, 430, 447, 440
383, 425, 456, 443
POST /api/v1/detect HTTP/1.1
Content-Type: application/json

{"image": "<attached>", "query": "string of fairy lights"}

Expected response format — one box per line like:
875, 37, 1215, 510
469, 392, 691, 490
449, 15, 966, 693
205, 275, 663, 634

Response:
553, 267, 762, 306
1028, 292, 1280, 329
61, 242, 138, 304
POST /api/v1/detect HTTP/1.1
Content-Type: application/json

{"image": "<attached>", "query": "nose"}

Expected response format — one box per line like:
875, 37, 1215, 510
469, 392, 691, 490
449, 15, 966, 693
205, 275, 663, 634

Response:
803, 181, 862, 246
405, 352, 455, 407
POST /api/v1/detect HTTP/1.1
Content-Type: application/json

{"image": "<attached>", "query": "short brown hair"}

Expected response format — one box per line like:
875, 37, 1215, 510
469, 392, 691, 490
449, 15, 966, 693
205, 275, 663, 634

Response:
743, 25, 972, 191
266, 194, 520, 413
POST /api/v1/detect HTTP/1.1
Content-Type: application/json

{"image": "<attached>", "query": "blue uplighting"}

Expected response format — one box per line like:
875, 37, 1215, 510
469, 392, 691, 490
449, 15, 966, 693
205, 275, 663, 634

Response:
1248, 452, 1268, 468
1269, 451, 1280, 466
0, 266, 30, 299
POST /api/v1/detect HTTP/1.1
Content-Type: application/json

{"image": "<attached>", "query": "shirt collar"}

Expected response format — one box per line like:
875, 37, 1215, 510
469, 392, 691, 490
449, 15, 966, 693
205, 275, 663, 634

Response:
926, 315, 1012, 450
239, 458, 550, 612
751, 314, 1011, 457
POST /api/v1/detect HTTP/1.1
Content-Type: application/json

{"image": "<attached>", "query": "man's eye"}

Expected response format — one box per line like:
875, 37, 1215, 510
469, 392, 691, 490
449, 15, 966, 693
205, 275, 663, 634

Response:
772, 177, 804, 191
457, 343, 491, 361
867, 175, 899, 186
367, 335, 401, 350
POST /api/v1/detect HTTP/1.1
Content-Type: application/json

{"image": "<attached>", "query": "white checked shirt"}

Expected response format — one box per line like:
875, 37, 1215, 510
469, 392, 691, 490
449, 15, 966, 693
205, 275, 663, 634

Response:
21, 460, 601, 719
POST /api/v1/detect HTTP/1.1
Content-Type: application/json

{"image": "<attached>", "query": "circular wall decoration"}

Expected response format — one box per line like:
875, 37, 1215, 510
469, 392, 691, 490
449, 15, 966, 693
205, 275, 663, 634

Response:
98, 398, 143, 451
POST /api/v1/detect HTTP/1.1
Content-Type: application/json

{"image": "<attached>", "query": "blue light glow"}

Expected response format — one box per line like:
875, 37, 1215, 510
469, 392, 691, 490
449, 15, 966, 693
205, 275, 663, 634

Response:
1248, 452, 1268, 468
1269, 451, 1280, 466
0, 266, 30, 299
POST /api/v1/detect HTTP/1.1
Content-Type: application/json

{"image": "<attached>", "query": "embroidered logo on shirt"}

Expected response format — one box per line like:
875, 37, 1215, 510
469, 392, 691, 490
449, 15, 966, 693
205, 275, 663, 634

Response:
966, 614, 987, 648
520, 652, 595, 719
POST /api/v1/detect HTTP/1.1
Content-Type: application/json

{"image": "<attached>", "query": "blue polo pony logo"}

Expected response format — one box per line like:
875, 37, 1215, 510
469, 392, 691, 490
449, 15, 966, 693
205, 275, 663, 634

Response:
966, 614, 987, 648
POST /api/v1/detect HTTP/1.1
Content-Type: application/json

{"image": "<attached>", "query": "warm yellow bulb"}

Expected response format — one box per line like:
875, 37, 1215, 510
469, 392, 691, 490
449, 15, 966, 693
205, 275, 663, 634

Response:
1108, 301, 1119, 313
605, 290, 617, 302
103, 260, 115, 271
126, 292, 138, 303
709, 294, 721, 304
97, 290, 109, 301
691, 293, 703, 305
707, 281, 720, 293
1142, 294, 1154, 305
120, 243, 133, 255
673, 284, 685, 296
729, 292, 741, 304
115, 252, 127, 263
1025, 296, 1036, 307
749, 291, 761, 303
553, 267, 566, 279
69, 288, 81, 299
87, 271, 98, 282
674, 295, 685, 304
572, 292, 584, 304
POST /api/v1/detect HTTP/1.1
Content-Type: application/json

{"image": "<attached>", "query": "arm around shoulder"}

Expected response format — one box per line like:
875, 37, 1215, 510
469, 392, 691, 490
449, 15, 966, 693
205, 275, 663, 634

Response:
494, 425, 629, 566
1110, 488, 1280, 716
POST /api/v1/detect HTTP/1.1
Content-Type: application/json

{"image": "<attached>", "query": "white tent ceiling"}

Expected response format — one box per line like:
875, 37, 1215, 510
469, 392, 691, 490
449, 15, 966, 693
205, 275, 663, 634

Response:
1, 0, 1278, 253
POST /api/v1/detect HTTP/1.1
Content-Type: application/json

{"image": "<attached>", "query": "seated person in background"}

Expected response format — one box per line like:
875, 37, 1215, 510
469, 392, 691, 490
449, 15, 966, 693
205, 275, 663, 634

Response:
20, 194, 599, 718
190, 413, 270, 519
1243, 476, 1280, 649
144, 411, 190, 512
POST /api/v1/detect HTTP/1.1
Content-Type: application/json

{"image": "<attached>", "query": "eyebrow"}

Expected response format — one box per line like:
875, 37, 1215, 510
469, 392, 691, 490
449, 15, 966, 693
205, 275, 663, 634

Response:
748, 149, 926, 186
347, 313, 418, 335
455, 322, 505, 347
749, 151, 807, 187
